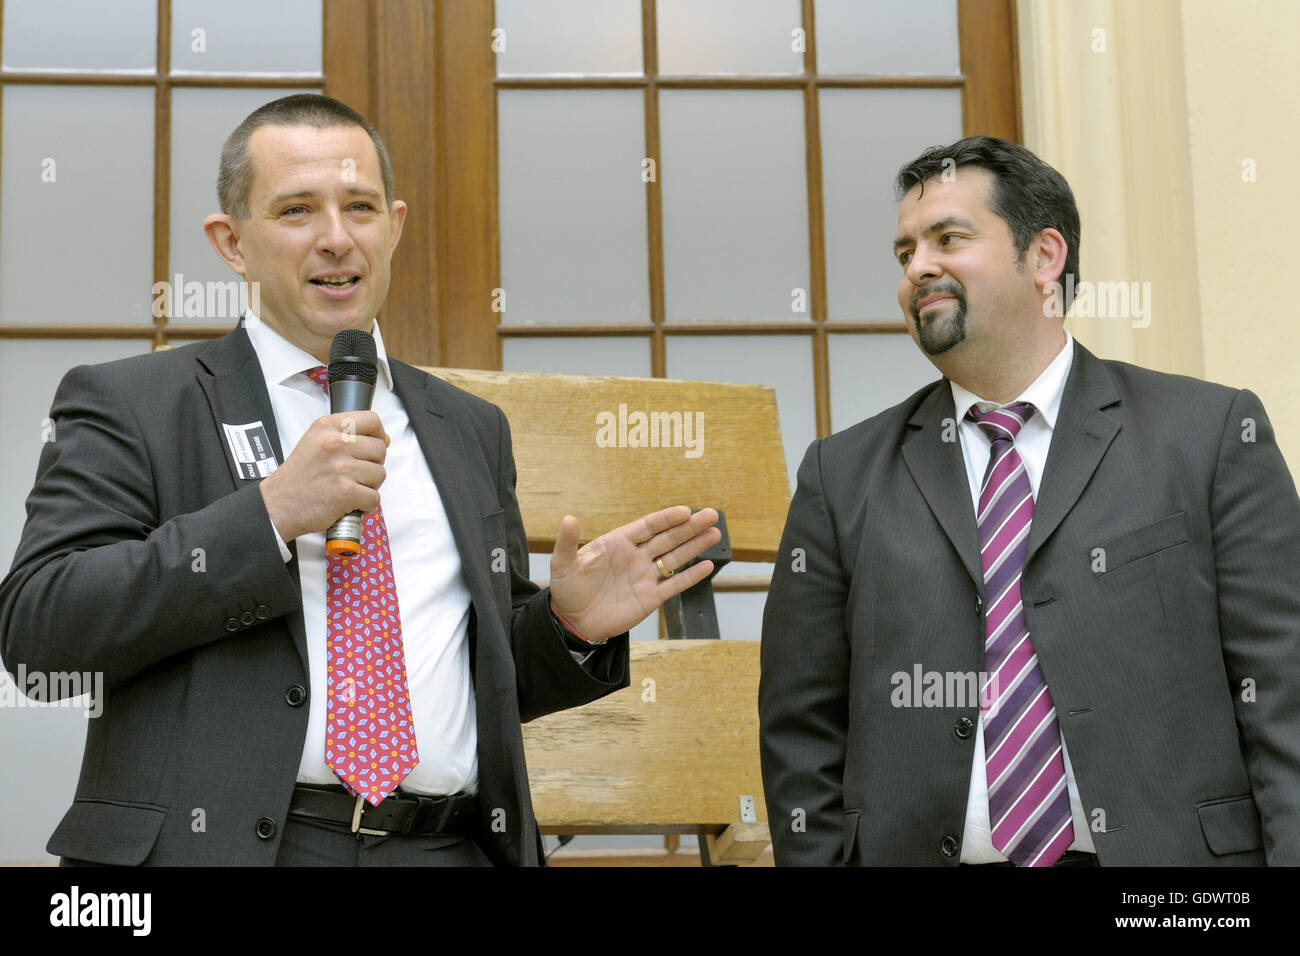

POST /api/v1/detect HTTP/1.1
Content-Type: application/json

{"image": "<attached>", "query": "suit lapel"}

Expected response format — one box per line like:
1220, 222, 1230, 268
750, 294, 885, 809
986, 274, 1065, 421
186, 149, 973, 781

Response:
1025, 341, 1122, 566
195, 323, 289, 489
899, 340, 1123, 592
901, 384, 985, 593
195, 322, 307, 672
388, 360, 496, 608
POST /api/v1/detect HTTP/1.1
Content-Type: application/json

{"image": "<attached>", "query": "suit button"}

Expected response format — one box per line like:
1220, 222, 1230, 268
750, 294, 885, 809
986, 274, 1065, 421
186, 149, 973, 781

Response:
240, 610, 256, 627
255, 817, 277, 840
255, 604, 271, 621
941, 834, 960, 858
975, 595, 984, 614
953, 717, 975, 740
285, 684, 307, 707
225, 617, 240, 632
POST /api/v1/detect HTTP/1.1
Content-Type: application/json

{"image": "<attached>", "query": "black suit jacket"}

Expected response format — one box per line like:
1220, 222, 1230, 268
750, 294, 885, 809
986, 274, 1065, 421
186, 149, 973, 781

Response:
0, 324, 629, 866
759, 340, 1300, 866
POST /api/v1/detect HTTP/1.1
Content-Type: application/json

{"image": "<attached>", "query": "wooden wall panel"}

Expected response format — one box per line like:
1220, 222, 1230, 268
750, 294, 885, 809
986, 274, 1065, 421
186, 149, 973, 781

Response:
959, 0, 1023, 141
373, 0, 440, 365
437, 0, 499, 370
324, 0, 375, 119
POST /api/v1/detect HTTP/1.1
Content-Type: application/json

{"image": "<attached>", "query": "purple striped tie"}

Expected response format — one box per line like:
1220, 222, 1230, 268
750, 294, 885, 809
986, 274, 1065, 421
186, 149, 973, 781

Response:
969, 402, 1074, 867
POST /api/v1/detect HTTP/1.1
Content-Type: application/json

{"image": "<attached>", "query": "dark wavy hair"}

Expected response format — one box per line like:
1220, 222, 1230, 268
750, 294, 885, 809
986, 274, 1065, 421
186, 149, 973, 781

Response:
895, 136, 1081, 311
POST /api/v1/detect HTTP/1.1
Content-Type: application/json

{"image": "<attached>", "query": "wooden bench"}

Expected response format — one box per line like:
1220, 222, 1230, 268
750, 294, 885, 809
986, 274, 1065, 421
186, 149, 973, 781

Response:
423, 368, 789, 865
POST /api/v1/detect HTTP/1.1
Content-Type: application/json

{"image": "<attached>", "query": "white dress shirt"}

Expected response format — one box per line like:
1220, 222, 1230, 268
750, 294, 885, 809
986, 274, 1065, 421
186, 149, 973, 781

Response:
949, 329, 1096, 862
242, 312, 478, 796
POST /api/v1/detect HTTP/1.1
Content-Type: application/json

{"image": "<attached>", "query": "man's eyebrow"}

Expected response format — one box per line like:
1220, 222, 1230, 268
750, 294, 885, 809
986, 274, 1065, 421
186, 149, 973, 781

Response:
892, 216, 977, 253
268, 186, 384, 206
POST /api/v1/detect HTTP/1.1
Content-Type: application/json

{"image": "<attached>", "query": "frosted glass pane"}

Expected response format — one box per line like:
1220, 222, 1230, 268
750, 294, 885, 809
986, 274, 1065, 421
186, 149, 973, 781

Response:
660, 91, 808, 321
715, 591, 764, 640
527, 553, 546, 582
0, 696, 86, 862
2, 0, 156, 71
0, 337, 154, 864
503, 337, 652, 377
820, 88, 963, 319
1, 87, 153, 326
169, 87, 318, 325
0, 338, 150, 572
657, 0, 802, 75
629, 611, 660, 642
828, 333, 940, 433
499, 90, 650, 326
171, 0, 322, 74
665, 335, 812, 492
495, 0, 642, 75
815, 0, 960, 75
716, 558, 773, 580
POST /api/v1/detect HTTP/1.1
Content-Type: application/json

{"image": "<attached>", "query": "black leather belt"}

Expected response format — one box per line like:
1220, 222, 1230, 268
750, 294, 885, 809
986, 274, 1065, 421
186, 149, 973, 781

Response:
960, 850, 1099, 867
289, 784, 478, 837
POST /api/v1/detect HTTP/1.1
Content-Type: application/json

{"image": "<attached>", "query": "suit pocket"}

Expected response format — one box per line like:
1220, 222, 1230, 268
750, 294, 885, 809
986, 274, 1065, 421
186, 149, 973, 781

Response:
842, 808, 861, 865
1094, 511, 1188, 575
1196, 794, 1263, 856
47, 798, 167, 866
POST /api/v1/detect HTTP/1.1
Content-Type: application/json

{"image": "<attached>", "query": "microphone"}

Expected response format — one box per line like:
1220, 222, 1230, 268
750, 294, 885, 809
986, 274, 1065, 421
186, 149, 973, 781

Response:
324, 329, 379, 558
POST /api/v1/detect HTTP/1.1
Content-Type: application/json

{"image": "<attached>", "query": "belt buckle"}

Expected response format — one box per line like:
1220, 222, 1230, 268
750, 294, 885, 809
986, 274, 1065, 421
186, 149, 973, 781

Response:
349, 795, 393, 837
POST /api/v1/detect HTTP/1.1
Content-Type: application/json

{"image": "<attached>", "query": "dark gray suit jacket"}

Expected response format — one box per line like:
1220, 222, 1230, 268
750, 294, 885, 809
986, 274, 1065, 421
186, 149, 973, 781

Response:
759, 340, 1300, 866
0, 324, 629, 866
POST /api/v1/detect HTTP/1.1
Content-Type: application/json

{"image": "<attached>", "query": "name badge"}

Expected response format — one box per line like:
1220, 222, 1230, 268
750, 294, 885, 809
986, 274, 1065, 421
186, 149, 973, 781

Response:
222, 421, 279, 479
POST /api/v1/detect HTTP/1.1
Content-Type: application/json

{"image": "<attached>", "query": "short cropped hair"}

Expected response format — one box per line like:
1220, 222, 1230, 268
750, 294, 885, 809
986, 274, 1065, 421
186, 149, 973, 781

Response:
217, 93, 395, 218
895, 136, 1081, 310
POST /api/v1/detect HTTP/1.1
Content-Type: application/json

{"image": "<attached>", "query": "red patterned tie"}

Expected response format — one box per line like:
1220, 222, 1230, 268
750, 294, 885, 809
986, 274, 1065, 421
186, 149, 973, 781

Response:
306, 365, 418, 806
968, 402, 1074, 866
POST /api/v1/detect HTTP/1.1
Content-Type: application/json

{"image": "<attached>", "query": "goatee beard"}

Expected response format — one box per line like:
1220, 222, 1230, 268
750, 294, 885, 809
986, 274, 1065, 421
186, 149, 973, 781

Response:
914, 295, 967, 356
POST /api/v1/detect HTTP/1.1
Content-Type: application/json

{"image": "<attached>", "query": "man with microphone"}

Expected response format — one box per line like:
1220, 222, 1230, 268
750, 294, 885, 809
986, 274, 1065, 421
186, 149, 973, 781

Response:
0, 94, 719, 866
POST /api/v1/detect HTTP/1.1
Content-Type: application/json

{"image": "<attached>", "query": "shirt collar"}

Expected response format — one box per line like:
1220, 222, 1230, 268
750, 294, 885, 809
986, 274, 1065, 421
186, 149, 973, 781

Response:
242, 310, 393, 393
949, 328, 1075, 430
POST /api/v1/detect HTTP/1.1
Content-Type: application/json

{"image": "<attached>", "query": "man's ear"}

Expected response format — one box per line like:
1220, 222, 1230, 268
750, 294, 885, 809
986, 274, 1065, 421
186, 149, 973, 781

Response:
387, 199, 408, 253
204, 214, 246, 276
1030, 227, 1068, 293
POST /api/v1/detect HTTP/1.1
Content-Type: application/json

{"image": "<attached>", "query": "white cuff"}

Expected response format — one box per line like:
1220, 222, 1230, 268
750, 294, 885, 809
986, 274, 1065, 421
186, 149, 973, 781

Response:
269, 516, 292, 563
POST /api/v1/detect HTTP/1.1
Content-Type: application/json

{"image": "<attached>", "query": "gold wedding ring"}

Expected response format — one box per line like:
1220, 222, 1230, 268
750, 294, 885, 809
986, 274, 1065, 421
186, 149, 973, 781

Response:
655, 558, 674, 580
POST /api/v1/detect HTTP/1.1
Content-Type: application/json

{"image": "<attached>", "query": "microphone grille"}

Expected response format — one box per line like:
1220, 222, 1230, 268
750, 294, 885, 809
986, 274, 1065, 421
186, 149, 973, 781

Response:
328, 329, 378, 385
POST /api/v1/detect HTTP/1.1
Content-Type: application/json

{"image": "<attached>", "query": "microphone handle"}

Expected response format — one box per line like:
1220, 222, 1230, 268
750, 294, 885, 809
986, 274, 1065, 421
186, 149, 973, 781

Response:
327, 379, 374, 417
326, 509, 365, 558
324, 376, 376, 558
